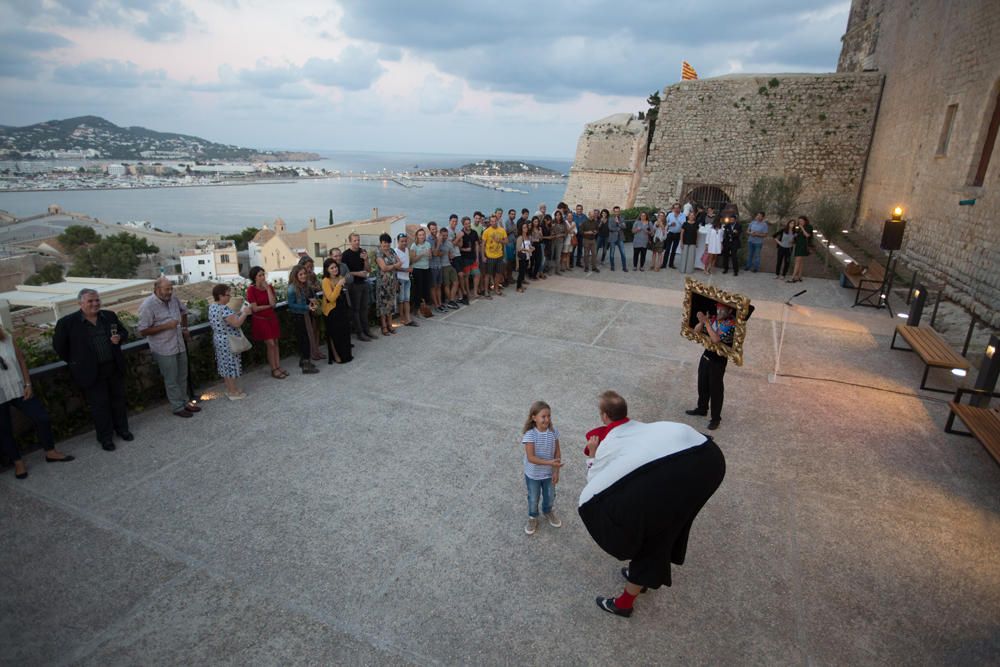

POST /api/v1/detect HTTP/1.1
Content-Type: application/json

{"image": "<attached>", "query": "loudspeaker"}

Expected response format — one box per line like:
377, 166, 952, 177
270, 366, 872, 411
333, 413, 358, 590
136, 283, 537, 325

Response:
880, 218, 906, 251
907, 284, 927, 327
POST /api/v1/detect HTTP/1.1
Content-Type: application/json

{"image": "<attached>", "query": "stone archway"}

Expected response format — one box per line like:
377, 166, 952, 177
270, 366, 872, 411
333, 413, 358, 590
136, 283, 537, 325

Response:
683, 184, 732, 213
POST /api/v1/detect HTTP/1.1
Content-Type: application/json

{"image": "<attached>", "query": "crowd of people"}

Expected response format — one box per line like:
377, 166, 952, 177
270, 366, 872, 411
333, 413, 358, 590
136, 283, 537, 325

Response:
1, 199, 804, 479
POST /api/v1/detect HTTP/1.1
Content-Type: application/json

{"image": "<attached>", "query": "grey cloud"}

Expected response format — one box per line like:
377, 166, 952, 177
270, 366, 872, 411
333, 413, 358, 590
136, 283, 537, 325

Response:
52, 59, 167, 87
302, 46, 385, 90
0, 30, 72, 80
0, 29, 74, 51
0, 52, 45, 79
377, 45, 402, 61
237, 61, 302, 89
8, 0, 195, 42
338, 0, 846, 99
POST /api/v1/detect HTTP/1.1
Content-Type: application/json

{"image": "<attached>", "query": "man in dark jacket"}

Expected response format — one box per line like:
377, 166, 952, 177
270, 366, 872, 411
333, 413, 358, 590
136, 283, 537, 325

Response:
53, 288, 132, 450
721, 215, 743, 275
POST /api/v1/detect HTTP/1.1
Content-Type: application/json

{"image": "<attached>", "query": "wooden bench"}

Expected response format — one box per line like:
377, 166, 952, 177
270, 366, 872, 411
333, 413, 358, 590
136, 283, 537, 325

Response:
890, 324, 970, 393
945, 388, 1000, 466
845, 260, 891, 308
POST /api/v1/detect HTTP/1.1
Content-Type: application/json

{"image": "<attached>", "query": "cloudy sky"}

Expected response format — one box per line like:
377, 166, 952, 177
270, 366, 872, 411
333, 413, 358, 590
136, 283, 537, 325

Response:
0, 0, 850, 158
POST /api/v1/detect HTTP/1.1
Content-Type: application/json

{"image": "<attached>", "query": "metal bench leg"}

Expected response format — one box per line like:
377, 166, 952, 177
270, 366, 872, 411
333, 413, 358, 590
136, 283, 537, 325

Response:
944, 409, 973, 436
890, 329, 912, 352
918, 364, 954, 394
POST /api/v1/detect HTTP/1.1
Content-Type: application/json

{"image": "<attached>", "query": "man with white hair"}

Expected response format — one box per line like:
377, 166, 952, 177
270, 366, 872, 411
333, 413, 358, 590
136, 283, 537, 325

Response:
138, 277, 199, 418
53, 289, 132, 450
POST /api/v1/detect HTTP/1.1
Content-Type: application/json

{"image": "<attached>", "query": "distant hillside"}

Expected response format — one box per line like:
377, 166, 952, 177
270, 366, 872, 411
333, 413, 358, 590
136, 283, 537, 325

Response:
0, 116, 319, 161
413, 160, 562, 177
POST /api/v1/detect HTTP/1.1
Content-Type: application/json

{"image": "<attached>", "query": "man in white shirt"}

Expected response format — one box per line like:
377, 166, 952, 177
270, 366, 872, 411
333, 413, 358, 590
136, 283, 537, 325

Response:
394, 233, 416, 326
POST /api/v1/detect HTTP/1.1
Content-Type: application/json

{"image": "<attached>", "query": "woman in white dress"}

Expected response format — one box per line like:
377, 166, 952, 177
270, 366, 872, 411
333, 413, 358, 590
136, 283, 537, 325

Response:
562, 216, 577, 272
704, 219, 723, 275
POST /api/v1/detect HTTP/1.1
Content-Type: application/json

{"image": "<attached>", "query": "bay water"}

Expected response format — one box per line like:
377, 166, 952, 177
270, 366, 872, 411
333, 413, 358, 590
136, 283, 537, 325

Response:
0, 150, 572, 236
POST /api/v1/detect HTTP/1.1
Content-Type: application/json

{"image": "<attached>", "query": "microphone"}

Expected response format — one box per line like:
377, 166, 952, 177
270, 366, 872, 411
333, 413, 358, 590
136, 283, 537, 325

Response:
786, 289, 807, 306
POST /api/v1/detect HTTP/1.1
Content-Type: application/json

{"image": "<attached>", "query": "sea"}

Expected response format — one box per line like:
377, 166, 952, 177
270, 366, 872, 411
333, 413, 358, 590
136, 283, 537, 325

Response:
0, 150, 573, 236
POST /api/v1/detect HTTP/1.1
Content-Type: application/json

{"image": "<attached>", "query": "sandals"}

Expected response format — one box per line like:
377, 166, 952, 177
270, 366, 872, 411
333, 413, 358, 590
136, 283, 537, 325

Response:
381, 327, 391, 336
271, 369, 286, 379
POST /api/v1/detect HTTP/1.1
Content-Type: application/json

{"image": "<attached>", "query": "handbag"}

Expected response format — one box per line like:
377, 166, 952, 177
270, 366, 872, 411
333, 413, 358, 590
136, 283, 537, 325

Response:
701, 250, 709, 265
570, 234, 578, 247
227, 329, 252, 354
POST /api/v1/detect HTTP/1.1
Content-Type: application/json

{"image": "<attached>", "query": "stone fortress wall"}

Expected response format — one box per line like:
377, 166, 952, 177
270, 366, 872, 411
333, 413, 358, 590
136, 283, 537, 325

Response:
562, 0, 999, 327
840, 0, 1000, 326
562, 113, 647, 211
635, 73, 883, 211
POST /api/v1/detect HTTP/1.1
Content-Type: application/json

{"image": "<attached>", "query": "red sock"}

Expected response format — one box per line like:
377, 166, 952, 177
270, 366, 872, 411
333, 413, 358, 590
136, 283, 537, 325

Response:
615, 589, 637, 609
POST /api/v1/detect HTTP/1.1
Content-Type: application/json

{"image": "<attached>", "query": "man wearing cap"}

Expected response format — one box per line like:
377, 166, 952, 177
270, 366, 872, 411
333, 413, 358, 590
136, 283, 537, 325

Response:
685, 303, 736, 430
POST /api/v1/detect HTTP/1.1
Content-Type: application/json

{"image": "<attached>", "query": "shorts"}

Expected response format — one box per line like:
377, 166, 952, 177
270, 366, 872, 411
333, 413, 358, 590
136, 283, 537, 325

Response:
463, 260, 480, 276
442, 265, 458, 285
484, 257, 504, 274
430, 267, 443, 285
398, 279, 411, 302
451, 256, 466, 272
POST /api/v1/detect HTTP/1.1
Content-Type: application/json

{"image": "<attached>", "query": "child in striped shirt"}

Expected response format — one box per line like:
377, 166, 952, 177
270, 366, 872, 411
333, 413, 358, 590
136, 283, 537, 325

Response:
522, 401, 564, 535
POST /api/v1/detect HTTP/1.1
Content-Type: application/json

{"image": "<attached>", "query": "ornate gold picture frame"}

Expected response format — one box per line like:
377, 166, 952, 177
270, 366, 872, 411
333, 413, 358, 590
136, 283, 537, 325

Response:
681, 277, 754, 366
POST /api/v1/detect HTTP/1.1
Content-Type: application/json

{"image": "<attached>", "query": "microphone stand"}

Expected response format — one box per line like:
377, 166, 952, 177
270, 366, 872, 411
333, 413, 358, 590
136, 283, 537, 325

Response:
769, 289, 807, 384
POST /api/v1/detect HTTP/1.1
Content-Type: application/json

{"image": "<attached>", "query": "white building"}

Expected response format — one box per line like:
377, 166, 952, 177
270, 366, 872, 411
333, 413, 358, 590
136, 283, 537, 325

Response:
179, 240, 240, 283
107, 164, 127, 177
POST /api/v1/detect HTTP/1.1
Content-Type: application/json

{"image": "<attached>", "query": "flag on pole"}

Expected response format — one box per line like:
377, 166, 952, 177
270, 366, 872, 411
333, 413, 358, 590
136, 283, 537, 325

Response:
681, 61, 698, 81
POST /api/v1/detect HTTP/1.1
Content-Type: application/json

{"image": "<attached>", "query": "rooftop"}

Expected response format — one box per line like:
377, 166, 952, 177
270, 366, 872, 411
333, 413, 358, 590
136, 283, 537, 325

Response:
4, 268, 998, 664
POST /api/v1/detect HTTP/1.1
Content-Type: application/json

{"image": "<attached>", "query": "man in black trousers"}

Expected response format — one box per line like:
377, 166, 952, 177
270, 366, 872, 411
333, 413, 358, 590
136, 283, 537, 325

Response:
53, 288, 132, 450
720, 215, 742, 275
685, 303, 736, 430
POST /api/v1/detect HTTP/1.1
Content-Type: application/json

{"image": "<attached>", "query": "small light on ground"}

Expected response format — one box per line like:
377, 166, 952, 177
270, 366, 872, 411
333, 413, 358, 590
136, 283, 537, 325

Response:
951, 368, 967, 377
898, 313, 909, 318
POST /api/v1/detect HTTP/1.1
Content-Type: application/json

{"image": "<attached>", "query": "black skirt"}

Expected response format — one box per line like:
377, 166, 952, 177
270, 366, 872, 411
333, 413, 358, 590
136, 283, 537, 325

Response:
578, 439, 725, 589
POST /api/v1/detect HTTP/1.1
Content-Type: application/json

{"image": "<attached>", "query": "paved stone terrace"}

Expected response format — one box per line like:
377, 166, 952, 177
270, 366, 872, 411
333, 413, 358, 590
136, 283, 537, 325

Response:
3, 266, 999, 665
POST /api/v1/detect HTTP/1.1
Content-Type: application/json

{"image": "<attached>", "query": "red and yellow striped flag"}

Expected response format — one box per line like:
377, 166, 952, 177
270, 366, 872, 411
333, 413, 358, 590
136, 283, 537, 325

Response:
681, 61, 698, 81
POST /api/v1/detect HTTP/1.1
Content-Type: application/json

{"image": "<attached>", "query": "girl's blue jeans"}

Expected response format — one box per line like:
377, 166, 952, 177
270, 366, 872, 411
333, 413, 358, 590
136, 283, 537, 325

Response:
525, 475, 554, 517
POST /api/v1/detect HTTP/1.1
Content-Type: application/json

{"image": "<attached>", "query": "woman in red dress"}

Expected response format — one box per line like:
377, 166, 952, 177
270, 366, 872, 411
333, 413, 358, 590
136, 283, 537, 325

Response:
246, 266, 287, 378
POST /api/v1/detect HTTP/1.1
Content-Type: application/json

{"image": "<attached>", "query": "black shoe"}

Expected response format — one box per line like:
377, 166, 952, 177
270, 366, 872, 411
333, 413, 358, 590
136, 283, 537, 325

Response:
620, 567, 648, 593
461, 296, 470, 305
722, 270, 728, 274
707, 419, 720, 430
596, 596, 632, 618
174, 409, 193, 418
117, 431, 134, 441
610, 267, 615, 271
45, 454, 76, 463
685, 408, 708, 416
593, 268, 600, 273
623, 268, 628, 273
328, 358, 334, 365
302, 362, 319, 374
101, 441, 116, 451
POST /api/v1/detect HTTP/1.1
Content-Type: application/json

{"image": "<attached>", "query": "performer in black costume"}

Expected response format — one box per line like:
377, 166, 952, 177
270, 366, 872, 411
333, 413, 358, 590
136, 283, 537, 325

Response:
579, 391, 726, 618
686, 302, 736, 430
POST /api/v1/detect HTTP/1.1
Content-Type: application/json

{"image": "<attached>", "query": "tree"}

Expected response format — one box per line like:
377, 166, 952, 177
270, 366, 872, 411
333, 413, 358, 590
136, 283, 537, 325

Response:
24, 264, 64, 286
105, 231, 159, 257
644, 90, 661, 163
57, 225, 99, 252
743, 177, 774, 220
811, 196, 853, 268
222, 226, 260, 251
68, 238, 141, 278
770, 174, 803, 221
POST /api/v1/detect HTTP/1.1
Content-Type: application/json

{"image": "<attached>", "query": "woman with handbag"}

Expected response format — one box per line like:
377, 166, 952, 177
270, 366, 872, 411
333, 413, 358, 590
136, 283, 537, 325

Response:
208, 284, 252, 399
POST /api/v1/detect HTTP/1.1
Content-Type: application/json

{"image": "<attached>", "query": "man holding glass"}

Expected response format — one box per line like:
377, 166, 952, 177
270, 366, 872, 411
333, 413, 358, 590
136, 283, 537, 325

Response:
53, 288, 132, 450
138, 277, 199, 418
